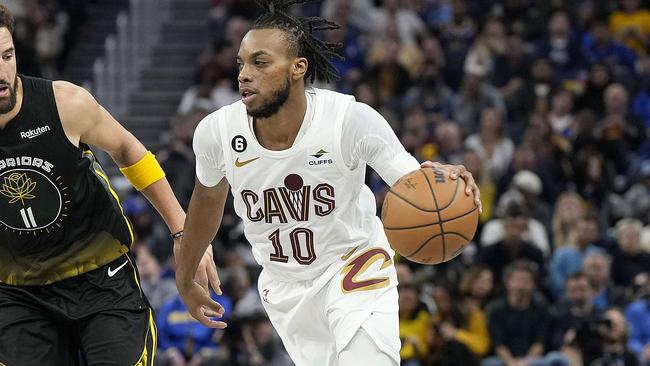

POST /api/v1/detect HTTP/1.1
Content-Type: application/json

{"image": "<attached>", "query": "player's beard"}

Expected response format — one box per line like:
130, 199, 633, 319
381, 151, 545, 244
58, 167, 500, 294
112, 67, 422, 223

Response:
246, 76, 291, 119
0, 76, 18, 114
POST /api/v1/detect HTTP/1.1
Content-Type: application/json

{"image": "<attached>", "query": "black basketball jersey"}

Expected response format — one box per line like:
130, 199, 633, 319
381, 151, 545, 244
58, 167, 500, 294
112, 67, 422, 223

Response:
0, 75, 133, 285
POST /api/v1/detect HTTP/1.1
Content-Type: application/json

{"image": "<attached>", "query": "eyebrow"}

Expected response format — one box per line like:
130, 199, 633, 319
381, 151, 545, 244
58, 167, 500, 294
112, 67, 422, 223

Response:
236, 50, 271, 60
2, 47, 14, 54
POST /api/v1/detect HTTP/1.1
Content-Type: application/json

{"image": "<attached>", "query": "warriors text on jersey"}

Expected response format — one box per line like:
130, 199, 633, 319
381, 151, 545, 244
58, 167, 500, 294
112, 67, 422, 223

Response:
0, 76, 132, 285
193, 88, 419, 281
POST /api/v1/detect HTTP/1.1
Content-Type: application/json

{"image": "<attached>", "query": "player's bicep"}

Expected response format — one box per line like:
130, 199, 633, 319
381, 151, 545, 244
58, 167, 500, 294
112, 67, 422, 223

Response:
54, 81, 141, 164
343, 102, 419, 185
186, 177, 229, 236
193, 116, 226, 187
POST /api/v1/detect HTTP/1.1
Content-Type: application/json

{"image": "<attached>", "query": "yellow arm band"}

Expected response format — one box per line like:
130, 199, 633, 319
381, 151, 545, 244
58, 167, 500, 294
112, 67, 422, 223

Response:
119, 151, 166, 191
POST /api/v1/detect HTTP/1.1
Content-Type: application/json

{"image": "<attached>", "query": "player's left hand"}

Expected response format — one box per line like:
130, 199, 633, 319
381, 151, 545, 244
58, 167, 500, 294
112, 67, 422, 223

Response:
421, 161, 482, 213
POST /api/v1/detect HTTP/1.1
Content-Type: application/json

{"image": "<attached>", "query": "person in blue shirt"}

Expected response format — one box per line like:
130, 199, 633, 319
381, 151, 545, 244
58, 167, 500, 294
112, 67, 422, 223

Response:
626, 290, 650, 364
549, 213, 604, 299
582, 21, 636, 72
157, 292, 233, 365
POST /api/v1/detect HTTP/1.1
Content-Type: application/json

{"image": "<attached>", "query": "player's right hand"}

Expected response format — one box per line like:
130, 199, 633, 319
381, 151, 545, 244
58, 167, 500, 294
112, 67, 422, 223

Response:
176, 279, 228, 329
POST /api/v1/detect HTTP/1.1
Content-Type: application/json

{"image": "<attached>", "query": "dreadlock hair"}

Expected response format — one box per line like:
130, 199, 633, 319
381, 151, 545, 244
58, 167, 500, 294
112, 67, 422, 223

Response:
252, 0, 343, 84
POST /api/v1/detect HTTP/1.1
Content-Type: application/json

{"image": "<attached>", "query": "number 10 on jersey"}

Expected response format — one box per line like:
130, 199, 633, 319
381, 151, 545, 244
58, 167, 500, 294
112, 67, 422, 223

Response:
268, 228, 316, 265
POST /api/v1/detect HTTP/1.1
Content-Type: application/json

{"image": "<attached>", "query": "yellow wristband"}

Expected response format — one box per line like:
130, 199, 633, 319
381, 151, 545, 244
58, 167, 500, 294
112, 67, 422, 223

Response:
119, 151, 166, 191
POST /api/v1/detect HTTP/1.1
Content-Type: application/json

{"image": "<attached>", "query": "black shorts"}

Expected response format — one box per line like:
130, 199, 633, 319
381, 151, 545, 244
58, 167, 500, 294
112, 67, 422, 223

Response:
0, 253, 156, 366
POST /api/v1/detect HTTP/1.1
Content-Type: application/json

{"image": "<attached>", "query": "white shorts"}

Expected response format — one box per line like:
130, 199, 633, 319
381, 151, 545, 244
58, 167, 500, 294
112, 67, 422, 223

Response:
257, 245, 401, 366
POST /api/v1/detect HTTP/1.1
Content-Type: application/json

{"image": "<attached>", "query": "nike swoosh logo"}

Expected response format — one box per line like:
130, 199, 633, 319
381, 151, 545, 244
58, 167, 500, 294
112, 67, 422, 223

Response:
341, 246, 360, 261
107, 260, 128, 277
235, 156, 260, 167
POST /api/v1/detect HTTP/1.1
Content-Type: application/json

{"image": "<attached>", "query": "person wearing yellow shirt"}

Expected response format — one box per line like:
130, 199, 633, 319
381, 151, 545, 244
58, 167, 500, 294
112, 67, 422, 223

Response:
399, 283, 433, 365
609, 0, 650, 53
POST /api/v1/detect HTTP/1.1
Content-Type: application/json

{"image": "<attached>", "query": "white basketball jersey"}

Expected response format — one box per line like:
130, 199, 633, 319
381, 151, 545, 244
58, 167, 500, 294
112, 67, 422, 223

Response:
214, 88, 390, 281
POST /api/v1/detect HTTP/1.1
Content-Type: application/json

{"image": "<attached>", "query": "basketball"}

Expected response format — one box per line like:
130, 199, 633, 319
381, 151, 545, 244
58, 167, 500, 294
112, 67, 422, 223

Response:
381, 168, 479, 264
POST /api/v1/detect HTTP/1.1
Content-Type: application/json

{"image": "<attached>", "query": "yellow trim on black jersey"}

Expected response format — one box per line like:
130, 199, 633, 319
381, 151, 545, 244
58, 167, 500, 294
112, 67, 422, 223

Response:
83, 149, 134, 244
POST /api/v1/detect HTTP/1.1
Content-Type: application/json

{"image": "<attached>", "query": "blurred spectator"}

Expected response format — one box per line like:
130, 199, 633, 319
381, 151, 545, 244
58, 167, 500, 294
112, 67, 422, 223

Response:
548, 272, 602, 355
632, 55, 650, 130
589, 308, 640, 366
611, 218, 650, 288
368, 0, 426, 44
575, 62, 613, 117
426, 284, 481, 365
581, 20, 636, 73
464, 18, 507, 82
597, 84, 644, 176
433, 121, 464, 165
625, 280, 650, 364
493, 32, 531, 132
509, 58, 557, 121
451, 68, 506, 135
136, 244, 178, 314
440, 0, 477, 89
551, 192, 586, 249
608, 0, 650, 54
582, 251, 629, 311
398, 282, 432, 366
548, 90, 575, 138
497, 170, 552, 231
549, 213, 604, 298
610, 159, 650, 223
482, 261, 563, 366
464, 108, 513, 181
364, 37, 413, 109
232, 313, 293, 366
402, 61, 454, 124
481, 199, 550, 258
535, 11, 583, 80
458, 265, 495, 310
479, 203, 546, 281
30, 1, 66, 79
441, 271, 493, 360
157, 292, 232, 366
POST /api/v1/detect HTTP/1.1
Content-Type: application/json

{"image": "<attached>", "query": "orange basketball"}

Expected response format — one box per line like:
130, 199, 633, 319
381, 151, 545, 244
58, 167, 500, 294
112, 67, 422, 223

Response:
381, 168, 479, 264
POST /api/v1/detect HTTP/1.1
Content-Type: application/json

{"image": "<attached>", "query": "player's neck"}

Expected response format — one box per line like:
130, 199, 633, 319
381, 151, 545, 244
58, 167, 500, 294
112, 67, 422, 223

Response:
254, 86, 307, 151
0, 77, 23, 129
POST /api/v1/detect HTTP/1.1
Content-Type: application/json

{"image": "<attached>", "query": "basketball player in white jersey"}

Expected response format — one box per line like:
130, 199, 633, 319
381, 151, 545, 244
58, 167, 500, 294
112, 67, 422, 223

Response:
175, 1, 481, 365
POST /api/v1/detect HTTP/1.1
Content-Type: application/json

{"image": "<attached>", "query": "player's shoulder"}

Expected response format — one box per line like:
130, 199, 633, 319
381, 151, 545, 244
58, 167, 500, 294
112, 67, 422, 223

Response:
52, 80, 95, 110
312, 87, 355, 105
197, 100, 245, 129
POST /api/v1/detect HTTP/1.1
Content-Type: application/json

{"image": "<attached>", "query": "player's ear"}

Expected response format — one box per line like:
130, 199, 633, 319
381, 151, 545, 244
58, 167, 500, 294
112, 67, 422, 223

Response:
292, 57, 308, 81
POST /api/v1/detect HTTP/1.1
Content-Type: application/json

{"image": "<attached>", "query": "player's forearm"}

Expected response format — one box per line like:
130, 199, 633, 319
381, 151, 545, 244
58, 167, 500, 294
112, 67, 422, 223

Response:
112, 139, 184, 233
176, 178, 228, 285
140, 179, 185, 233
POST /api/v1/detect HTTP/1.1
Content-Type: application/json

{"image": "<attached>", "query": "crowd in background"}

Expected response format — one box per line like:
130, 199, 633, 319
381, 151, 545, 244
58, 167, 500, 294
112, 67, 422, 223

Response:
4, 0, 87, 79
105, 0, 650, 365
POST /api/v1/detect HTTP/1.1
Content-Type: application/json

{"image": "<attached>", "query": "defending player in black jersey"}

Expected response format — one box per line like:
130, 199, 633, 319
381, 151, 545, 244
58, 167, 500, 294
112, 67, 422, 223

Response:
0, 5, 218, 365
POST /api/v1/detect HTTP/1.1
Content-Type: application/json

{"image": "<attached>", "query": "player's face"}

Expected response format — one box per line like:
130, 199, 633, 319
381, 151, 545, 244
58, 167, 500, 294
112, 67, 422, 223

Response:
0, 27, 17, 114
236, 29, 297, 118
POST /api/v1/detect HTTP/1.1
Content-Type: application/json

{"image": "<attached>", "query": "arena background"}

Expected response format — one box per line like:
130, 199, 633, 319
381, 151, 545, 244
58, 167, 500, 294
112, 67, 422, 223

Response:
11, 0, 650, 365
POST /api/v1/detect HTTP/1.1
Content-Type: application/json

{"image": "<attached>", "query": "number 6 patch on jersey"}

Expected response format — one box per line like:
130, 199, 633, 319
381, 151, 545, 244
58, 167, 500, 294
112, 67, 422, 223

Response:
340, 247, 392, 294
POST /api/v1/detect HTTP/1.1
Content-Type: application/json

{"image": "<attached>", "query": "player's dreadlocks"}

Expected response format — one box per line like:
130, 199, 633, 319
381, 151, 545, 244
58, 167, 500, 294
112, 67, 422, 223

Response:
253, 0, 343, 83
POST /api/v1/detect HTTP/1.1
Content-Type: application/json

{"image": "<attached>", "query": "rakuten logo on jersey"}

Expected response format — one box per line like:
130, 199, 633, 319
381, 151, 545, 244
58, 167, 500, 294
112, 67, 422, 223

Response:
240, 174, 335, 223
20, 125, 51, 139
